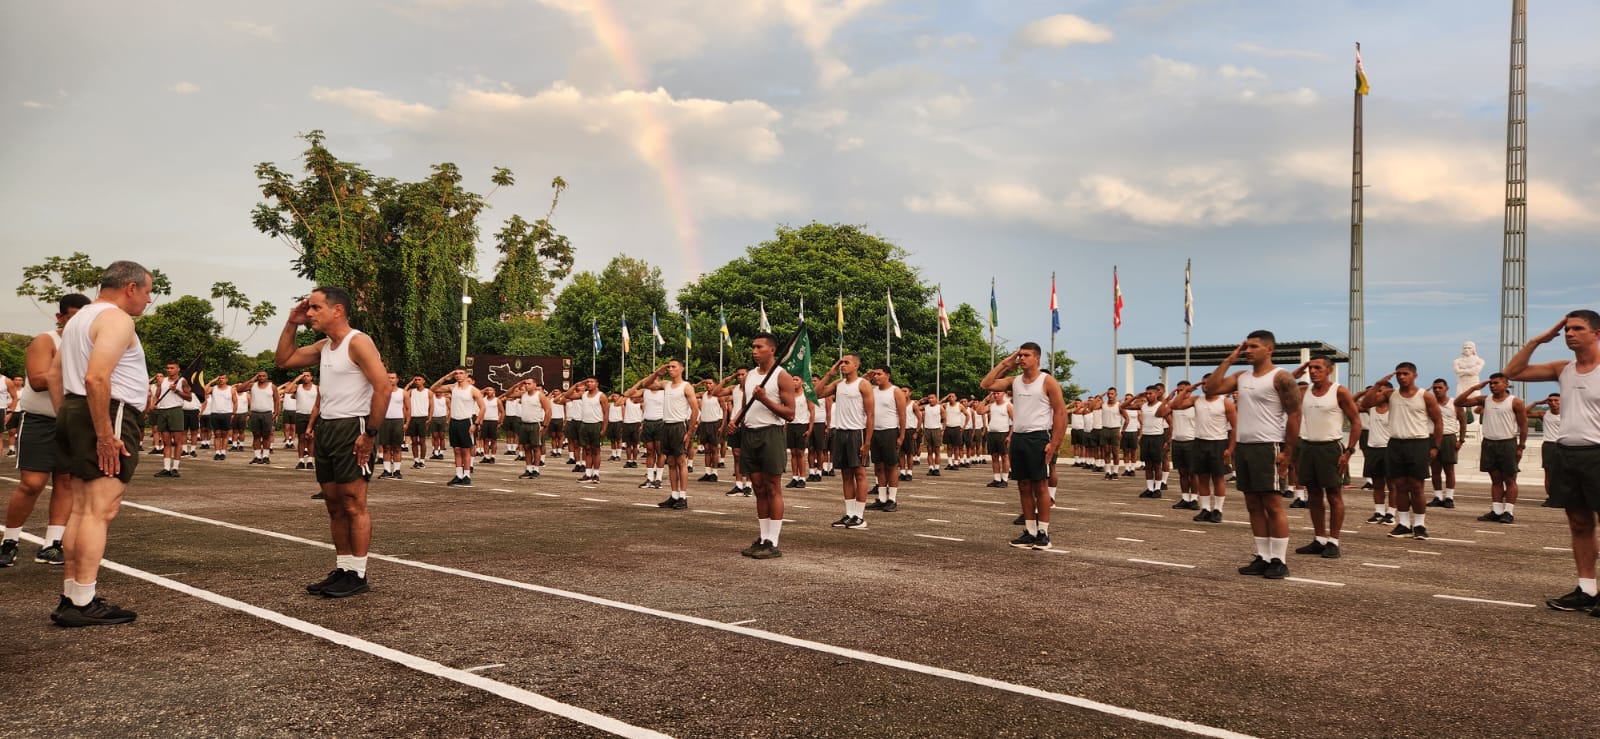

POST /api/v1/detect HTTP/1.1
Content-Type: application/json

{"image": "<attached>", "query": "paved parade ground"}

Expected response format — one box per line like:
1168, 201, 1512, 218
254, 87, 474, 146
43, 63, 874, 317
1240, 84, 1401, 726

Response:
3, 451, 1594, 738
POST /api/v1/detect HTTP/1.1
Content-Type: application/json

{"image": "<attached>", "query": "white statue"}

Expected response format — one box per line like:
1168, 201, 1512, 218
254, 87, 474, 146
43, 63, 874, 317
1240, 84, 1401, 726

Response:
1453, 341, 1486, 399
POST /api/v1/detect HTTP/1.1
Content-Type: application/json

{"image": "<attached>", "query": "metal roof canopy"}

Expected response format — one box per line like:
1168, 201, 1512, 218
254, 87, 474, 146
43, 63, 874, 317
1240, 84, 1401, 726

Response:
1119, 341, 1348, 370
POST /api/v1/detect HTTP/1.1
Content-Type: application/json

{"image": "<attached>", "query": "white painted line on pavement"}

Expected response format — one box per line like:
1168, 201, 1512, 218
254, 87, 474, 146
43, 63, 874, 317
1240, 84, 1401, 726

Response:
908, 495, 944, 499
1361, 563, 1401, 569
118, 504, 1258, 739
1284, 577, 1344, 587
17, 532, 669, 739
464, 663, 507, 673
1127, 558, 1195, 569
535, 492, 561, 497
792, 505, 813, 509
726, 619, 757, 626
580, 497, 610, 503
1433, 594, 1535, 608
1115, 538, 1145, 543
694, 510, 729, 516
1428, 537, 1476, 544
1472, 530, 1506, 535
1107, 502, 1129, 506
914, 534, 965, 542
1407, 550, 1441, 556
926, 519, 951, 523
632, 503, 658, 508
1543, 546, 1569, 551
1179, 529, 1206, 534
971, 500, 1006, 505
492, 488, 514, 493
1117, 512, 1163, 518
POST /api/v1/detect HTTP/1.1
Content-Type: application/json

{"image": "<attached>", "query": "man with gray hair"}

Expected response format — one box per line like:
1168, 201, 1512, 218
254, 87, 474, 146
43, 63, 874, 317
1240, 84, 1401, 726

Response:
47, 261, 154, 626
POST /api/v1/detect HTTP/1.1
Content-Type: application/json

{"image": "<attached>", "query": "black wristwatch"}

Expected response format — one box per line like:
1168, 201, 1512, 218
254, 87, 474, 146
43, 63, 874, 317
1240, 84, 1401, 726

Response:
365, 426, 379, 438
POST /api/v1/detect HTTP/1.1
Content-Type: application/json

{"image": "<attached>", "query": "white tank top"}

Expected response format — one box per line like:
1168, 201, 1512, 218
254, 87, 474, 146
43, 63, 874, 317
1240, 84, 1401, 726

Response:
431, 395, 448, 417
249, 383, 276, 412
608, 403, 623, 422
1070, 413, 1082, 431
385, 389, 405, 419
905, 403, 917, 429
943, 402, 963, 428
793, 396, 812, 425
59, 302, 147, 408
1367, 407, 1391, 447
1011, 373, 1053, 434
1100, 400, 1120, 427
1544, 409, 1562, 441
1481, 394, 1518, 441
1123, 407, 1141, 434
1557, 361, 1600, 445
483, 397, 500, 421
1300, 383, 1344, 443
739, 366, 789, 428
642, 389, 665, 421
699, 393, 723, 422
550, 401, 565, 419
1170, 406, 1196, 442
294, 384, 319, 412
576, 391, 604, 423
1437, 396, 1461, 435
1088, 409, 1102, 430
208, 386, 235, 414
1235, 368, 1287, 444
449, 385, 478, 420
17, 331, 61, 416
1193, 396, 1230, 441
156, 377, 186, 409
832, 378, 867, 430
871, 386, 899, 431
317, 331, 372, 420
663, 381, 693, 423
183, 390, 202, 411
921, 403, 941, 428
988, 401, 1012, 432
1139, 403, 1165, 435
283, 394, 298, 413
623, 400, 643, 424
521, 391, 546, 423
504, 397, 521, 418
1387, 387, 1431, 440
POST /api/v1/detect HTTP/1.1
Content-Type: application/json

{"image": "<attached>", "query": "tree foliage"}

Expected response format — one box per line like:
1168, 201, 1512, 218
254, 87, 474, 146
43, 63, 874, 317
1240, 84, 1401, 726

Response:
251, 130, 567, 377
483, 177, 575, 318
134, 296, 251, 379
15, 251, 172, 305
209, 281, 277, 343
541, 255, 674, 385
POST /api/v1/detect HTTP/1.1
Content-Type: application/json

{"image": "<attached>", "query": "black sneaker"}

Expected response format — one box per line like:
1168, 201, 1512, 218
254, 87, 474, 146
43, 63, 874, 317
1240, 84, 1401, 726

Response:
1208, 509, 1224, 523
295, 462, 307, 470
1238, 556, 1268, 576
34, 540, 65, 565
792, 480, 805, 489
391, 471, 402, 480
844, 516, 867, 529
153, 469, 172, 478
1010, 531, 1038, 548
1387, 525, 1413, 538
808, 473, 822, 482
519, 470, 536, 479
704, 473, 718, 482
51, 595, 137, 627
1442, 498, 1456, 509
879, 500, 898, 513
1477, 511, 1501, 522
1427, 498, 1443, 508
1321, 543, 1342, 559
1546, 588, 1598, 611
169, 470, 181, 478
1498, 512, 1516, 524
865, 499, 887, 511
1294, 540, 1326, 555
1382, 514, 1395, 525
671, 498, 687, 510
413, 461, 425, 469
1013, 514, 1026, 525
657, 496, 676, 508
1411, 526, 1429, 540
726, 486, 745, 496
320, 570, 369, 598
784, 479, 801, 489
649, 480, 662, 489
482, 457, 496, 465
1160, 482, 1169, 491
638, 479, 654, 489
377, 470, 392, 479
459, 476, 472, 488
696, 473, 711, 482
1361, 481, 1374, 490
1192, 509, 1212, 523
1365, 513, 1384, 524
831, 515, 852, 528
1288, 499, 1307, 509
306, 568, 345, 594
0, 539, 16, 567
1171, 499, 1189, 509
741, 537, 768, 557
928, 469, 940, 477
749, 541, 783, 559
1262, 559, 1289, 579
447, 477, 465, 487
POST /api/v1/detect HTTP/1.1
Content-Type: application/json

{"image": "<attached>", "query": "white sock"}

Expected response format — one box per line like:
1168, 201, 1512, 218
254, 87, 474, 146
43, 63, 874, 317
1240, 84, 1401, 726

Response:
1269, 537, 1289, 562
455, 466, 465, 478
526, 464, 535, 473
1048, 486, 1057, 501
887, 487, 897, 501
768, 519, 783, 547
1200, 495, 1212, 511
1315, 536, 1328, 544
1295, 489, 1307, 501
163, 457, 172, 470
876, 487, 887, 502
1444, 488, 1455, 499
1492, 501, 1505, 514
824, 463, 833, 472
336, 554, 354, 571
65, 578, 96, 607
1038, 521, 1050, 535
350, 556, 368, 578
1398, 511, 1412, 527
1505, 503, 1516, 515
3, 526, 20, 542
1432, 488, 1444, 500
1328, 537, 1340, 546
1253, 536, 1269, 559
1161, 470, 1170, 484
1214, 496, 1225, 511
1413, 513, 1426, 528
1581, 578, 1599, 597
1025, 520, 1038, 535
1375, 503, 1385, 515
172, 458, 180, 469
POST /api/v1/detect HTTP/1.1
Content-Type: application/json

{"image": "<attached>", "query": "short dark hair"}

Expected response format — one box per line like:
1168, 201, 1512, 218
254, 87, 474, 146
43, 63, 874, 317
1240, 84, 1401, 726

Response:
1310, 356, 1333, 369
1374, 380, 1393, 388
1431, 377, 1449, 386
1550, 392, 1561, 398
1567, 309, 1600, 330
752, 332, 776, 349
1395, 362, 1417, 372
100, 261, 151, 290
58, 293, 91, 314
1246, 329, 1276, 347
875, 364, 891, 376
1490, 371, 1507, 381
313, 286, 354, 316
1019, 341, 1041, 355
1175, 381, 1191, 387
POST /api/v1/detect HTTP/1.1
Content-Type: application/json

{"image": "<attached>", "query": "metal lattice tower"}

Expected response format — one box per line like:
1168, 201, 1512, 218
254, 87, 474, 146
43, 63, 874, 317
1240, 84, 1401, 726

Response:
1348, 74, 1365, 391
1500, 0, 1527, 391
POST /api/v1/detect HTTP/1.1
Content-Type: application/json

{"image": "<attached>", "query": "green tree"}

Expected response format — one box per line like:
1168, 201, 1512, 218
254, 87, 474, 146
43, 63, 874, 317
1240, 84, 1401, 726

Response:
251, 130, 568, 378
134, 296, 251, 379
543, 255, 674, 387
16, 252, 172, 307
0, 333, 27, 377
483, 178, 575, 317
209, 281, 278, 344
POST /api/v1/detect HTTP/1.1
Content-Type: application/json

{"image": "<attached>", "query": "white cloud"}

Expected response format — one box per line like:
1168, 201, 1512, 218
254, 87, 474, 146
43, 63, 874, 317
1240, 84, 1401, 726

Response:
905, 169, 1259, 229
791, 108, 849, 132
1144, 54, 1200, 82
311, 86, 438, 127
20, 100, 51, 109
226, 20, 277, 41
1218, 64, 1266, 80
171, 82, 200, 94
1013, 14, 1114, 49
1239, 86, 1318, 106
687, 172, 803, 219
915, 86, 970, 119
835, 136, 863, 151
914, 33, 979, 51
1233, 42, 1326, 60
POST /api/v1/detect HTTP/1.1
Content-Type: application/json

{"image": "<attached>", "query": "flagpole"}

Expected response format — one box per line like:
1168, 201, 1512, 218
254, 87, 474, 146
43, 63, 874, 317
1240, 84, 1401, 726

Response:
1049, 272, 1057, 377
1112, 266, 1119, 390
936, 292, 943, 399
885, 290, 891, 368
620, 315, 627, 393
837, 293, 843, 361
989, 277, 996, 367
1184, 259, 1192, 382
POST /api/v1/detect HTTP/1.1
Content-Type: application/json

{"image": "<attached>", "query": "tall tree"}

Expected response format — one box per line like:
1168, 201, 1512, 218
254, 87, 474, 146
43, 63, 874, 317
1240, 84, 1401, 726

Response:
134, 296, 250, 378
16, 251, 172, 307
209, 281, 277, 344
543, 255, 674, 387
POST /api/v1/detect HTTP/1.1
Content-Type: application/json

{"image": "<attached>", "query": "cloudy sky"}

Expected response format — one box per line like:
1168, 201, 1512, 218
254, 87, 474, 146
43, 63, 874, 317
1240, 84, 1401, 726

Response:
3, 0, 1596, 392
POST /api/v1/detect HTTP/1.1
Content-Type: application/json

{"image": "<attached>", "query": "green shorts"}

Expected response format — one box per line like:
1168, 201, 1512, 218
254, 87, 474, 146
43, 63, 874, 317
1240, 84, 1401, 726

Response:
1363, 446, 1389, 479
1008, 430, 1051, 481
518, 421, 544, 448
1480, 438, 1520, 476
1233, 441, 1279, 493
986, 431, 1009, 456
661, 422, 689, 457
697, 422, 722, 446
786, 423, 809, 450
1388, 438, 1432, 481
738, 425, 787, 476
1098, 428, 1119, 447
480, 419, 499, 440
870, 428, 899, 465
1170, 439, 1194, 471
1121, 432, 1139, 453
378, 418, 405, 447
1190, 439, 1228, 476
921, 428, 941, 452
942, 426, 961, 447
901, 428, 920, 456
1436, 433, 1458, 466
811, 422, 828, 454
405, 417, 428, 438
831, 428, 865, 469
56, 396, 143, 484
429, 416, 447, 434
154, 406, 185, 433
16, 412, 61, 474
1547, 444, 1600, 511
1139, 434, 1166, 467
249, 411, 275, 438
576, 420, 602, 449
296, 413, 315, 431
641, 419, 663, 444
621, 422, 641, 445
1294, 440, 1343, 489
605, 421, 621, 443
313, 417, 374, 484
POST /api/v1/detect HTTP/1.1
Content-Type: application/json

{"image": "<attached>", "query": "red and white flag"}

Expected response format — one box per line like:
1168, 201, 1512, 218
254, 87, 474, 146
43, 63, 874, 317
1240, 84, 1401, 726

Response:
937, 288, 950, 337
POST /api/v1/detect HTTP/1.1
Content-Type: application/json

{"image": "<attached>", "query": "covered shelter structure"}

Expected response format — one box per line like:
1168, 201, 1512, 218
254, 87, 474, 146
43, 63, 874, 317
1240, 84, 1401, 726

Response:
1112, 341, 1350, 393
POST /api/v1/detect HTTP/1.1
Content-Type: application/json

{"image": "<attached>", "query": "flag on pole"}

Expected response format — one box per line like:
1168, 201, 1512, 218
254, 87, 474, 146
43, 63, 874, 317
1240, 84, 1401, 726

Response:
652, 311, 665, 346
1355, 42, 1369, 95
719, 305, 733, 347
886, 289, 902, 339
1050, 275, 1060, 335
1113, 267, 1123, 329
836, 294, 844, 334
758, 301, 771, 332
592, 319, 602, 351
799, 296, 805, 322
989, 278, 998, 330
937, 288, 950, 337
621, 315, 631, 354
1183, 261, 1193, 327
684, 310, 693, 349
779, 322, 816, 404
